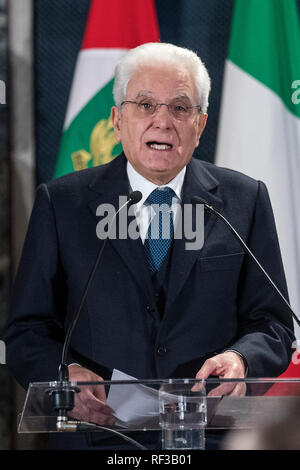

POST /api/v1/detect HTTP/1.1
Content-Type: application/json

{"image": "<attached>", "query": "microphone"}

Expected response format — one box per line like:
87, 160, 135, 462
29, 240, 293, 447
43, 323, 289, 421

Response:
47, 191, 142, 426
59, 190, 142, 380
127, 190, 143, 206
192, 195, 300, 328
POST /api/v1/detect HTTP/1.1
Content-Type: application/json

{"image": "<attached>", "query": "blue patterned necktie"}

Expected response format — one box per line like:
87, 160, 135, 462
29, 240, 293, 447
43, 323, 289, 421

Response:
144, 187, 176, 275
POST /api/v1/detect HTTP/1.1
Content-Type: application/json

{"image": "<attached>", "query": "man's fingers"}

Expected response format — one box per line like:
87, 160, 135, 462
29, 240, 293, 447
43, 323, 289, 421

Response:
191, 381, 206, 393
207, 382, 236, 397
207, 382, 246, 397
92, 383, 108, 403
196, 357, 220, 380
86, 410, 116, 426
228, 383, 246, 397
70, 391, 116, 425
78, 388, 113, 414
67, 366, 116, 424
69, 405, 115, 426
84, 396, 113, 415
194, 352, 247, 397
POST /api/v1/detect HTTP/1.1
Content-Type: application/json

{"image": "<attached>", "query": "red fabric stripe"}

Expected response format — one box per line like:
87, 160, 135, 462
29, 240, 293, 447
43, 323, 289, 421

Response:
82, 0, 160, 50
280, 355, 300, 379
265, 352, 300, 396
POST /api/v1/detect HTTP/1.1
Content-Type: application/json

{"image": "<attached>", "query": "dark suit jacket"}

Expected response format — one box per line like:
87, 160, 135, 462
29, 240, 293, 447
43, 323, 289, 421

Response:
4, 153, 295, 390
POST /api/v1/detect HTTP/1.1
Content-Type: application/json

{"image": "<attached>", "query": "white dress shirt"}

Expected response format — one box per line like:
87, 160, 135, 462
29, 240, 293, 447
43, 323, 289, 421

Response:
126, 161, 186, 244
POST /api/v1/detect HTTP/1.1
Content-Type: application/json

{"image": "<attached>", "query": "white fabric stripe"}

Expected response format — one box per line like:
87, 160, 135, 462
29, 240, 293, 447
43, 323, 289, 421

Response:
64, 48, 128, 130
216, 60, 300, 336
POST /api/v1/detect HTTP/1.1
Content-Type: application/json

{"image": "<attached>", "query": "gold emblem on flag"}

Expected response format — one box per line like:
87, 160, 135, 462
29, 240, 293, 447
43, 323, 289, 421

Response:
71, 117, 117, 171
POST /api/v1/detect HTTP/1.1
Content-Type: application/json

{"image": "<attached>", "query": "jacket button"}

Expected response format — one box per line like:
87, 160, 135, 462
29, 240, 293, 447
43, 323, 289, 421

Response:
146, 305, 157, 313
157, 345, 167, 356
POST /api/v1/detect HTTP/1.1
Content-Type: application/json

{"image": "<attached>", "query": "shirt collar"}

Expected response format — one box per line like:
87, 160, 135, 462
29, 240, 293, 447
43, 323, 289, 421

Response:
126, 161, 186, 210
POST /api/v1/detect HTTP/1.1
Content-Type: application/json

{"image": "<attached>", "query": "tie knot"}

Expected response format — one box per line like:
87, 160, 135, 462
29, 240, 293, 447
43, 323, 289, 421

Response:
146, 187, 176, 207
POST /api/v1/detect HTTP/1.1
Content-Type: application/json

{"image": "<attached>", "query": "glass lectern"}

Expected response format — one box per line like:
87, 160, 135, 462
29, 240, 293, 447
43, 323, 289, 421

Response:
18, 377, 300, 450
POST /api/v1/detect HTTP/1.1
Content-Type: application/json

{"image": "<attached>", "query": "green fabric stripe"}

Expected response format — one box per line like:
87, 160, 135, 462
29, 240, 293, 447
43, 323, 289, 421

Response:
228, 0, 300, 118
54, 78, 122, 178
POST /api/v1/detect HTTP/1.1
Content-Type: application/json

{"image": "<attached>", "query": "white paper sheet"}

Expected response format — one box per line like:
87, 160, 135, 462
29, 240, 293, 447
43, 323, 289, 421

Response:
107, 369, 159, 426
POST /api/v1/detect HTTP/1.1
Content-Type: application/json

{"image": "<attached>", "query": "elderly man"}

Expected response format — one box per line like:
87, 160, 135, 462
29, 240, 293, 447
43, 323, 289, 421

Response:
5, 43, 294, 449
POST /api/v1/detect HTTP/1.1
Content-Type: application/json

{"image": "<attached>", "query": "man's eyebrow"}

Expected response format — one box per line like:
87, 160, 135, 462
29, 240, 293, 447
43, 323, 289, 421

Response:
134, 91, 193, 101
172, 94, 192, 101
135, 90, 154, 98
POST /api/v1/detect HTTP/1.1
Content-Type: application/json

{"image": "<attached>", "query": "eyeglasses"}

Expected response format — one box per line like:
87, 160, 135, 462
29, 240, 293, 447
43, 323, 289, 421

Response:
120, 98, 202, 121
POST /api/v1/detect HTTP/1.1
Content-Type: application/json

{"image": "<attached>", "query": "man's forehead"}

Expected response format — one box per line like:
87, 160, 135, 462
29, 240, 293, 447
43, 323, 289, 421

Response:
135, 90, 193, 101
126, 65, 198, 100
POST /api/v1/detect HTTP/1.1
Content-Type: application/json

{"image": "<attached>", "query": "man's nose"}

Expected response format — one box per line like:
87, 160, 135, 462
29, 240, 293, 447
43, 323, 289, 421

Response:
152, 104, 173, 128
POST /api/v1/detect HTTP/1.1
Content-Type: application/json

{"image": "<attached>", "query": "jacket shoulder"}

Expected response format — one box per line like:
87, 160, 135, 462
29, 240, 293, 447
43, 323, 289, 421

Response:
46, 162, 110, 193
194, 158, 262, 192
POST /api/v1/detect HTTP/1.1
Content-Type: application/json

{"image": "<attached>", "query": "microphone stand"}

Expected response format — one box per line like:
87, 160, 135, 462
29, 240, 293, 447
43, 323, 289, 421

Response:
192, 196, 300, 328
46, 191, 143, 431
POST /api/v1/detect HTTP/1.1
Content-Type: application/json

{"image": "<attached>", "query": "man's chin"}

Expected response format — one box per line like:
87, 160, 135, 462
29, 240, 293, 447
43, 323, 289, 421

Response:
142, 166, 180, 185
145, 157, 177, 173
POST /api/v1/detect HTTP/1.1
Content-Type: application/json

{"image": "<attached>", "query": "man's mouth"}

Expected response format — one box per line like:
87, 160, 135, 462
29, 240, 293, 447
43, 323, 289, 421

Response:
146, 141, 173, 150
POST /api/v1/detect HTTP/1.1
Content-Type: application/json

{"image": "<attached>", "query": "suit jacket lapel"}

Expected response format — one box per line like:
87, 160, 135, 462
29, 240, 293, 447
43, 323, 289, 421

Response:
165, 158, 224, 312
87, 154, 155, 305
86, 154, 224, 314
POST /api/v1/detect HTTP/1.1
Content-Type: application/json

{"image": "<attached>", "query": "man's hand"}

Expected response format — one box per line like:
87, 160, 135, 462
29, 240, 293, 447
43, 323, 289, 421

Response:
195, 351, 247, 397
68, 364, 115, 425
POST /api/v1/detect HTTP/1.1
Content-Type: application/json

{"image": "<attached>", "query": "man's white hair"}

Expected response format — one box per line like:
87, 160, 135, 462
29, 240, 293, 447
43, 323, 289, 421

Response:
113, 42, 211, 113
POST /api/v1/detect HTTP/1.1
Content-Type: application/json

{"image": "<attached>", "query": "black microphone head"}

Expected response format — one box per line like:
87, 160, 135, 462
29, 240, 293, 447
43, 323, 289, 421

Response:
191, 195, 208, 205
191, 195, 214, 212
128, 190, 143, 206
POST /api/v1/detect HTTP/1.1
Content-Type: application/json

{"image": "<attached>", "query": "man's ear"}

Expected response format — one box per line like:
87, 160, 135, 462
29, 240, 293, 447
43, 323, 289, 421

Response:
199, 113, 207, 135
111, 106, 121, 142
196, 113, 208, 146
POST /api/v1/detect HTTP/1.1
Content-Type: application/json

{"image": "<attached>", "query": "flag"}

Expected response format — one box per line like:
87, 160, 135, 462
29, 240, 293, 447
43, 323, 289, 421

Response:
215, 0, 300, 347
54, 0, 160, 178
264, 352, 300, 396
